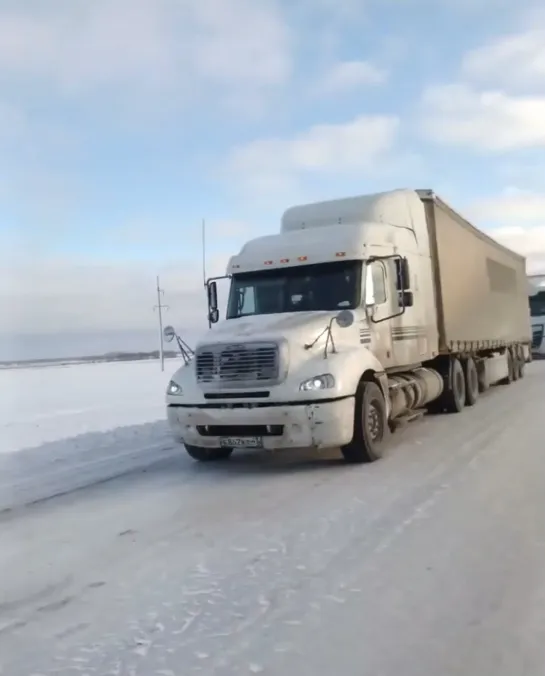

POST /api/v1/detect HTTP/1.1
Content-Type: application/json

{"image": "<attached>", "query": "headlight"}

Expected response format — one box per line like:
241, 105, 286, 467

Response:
167, 380, 182, 395
299, 374, 335, 391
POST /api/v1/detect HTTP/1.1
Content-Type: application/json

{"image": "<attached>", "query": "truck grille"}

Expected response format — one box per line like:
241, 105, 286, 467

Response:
196, 342, 279, 385
532, 325, 544, 349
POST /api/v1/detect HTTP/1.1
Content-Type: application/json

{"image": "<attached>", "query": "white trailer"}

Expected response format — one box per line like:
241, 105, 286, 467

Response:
529, 274, 545, 358
166, 189, 532, 463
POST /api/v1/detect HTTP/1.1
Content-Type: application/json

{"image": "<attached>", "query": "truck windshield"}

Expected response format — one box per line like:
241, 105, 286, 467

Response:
530, 292, 545, 318
226, 260, 362, 319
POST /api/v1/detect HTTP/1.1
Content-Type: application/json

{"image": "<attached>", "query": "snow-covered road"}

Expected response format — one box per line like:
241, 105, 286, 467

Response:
1, 361, 545, 675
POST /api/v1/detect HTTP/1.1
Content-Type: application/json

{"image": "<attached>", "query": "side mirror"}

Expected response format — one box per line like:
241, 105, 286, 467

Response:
207, 281, 218, 312
400, 290, 414, 307
208, 308, 219, 324
335, 309, 355, 328
163, 325, 176, 343
397, 257, 410, 291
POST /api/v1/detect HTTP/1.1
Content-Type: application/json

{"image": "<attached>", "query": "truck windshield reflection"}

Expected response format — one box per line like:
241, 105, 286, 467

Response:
226, 260, 362, 318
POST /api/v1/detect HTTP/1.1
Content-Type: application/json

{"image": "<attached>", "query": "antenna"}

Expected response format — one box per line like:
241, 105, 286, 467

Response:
153, 275, 169, 372
202, 218, 207, 288
202, 218, 213, 330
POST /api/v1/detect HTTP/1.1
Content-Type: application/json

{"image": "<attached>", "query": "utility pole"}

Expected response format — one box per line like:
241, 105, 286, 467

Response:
153, 275, 169, 372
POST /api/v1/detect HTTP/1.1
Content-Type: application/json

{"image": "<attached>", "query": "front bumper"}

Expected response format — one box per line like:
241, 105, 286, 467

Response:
167, 397, 355, 451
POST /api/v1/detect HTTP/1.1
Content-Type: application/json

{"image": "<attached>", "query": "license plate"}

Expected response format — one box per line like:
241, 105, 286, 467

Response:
220, 436, 263, 448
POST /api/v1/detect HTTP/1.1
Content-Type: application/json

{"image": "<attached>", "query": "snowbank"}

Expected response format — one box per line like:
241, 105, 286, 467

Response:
0, 359, 182, 511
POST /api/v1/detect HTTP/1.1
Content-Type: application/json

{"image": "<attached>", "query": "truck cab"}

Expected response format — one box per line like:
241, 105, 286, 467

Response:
166, 190, 441, 463
529, 275, 545, 358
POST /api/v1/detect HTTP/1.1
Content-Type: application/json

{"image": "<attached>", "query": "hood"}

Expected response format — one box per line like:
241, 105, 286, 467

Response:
197, 311, 341, 346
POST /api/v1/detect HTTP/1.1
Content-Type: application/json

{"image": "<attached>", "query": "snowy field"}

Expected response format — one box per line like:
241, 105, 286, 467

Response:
0, 359, 182, 511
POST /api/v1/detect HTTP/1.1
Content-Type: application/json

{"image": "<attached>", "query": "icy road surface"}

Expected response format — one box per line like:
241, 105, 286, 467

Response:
1, 362, 545, 675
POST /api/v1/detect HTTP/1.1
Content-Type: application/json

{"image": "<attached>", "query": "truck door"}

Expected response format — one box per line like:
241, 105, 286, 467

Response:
364, 261, 395, 368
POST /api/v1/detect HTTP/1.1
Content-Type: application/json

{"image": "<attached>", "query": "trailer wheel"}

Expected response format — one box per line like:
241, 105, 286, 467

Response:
441, 357, 466, 413
341, 382, 387, 463
464, 357, 479, 406
184, 444, 233, 462
499, 350, 514, 385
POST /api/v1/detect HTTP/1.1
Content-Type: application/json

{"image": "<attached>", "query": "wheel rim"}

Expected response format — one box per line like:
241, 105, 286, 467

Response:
366, 400, 384, 442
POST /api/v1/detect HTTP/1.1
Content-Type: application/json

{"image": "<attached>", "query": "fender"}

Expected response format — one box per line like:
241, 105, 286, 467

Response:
326, 348, 391, 418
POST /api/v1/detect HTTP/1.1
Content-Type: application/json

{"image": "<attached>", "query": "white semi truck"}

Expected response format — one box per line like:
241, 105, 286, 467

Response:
166, 189, 532, 463
529, 274, 545, 358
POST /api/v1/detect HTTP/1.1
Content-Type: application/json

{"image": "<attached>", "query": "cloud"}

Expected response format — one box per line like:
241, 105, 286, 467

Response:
290, 0, 367, 22
419, 11, 545, 151
469, 188, 545, 274
462, 29, 545, 89
470, 187, 545, 221
0, 253, 232, 337
0, 214, 259, 338
106, 217, 254, 252
0, 1, 175, 93
228, 114, 399, 198
489, 225, 545, 274
313, 60, 387, 95
0, 212, 261, 337
0, 0, 290, 105
420, 84, 545, 150
0, 101, 26, 142
189, 0, 289, 88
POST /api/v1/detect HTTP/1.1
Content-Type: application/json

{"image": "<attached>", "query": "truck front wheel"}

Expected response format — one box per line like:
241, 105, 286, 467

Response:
341, 382, 387, 463
184, 444, 233, 462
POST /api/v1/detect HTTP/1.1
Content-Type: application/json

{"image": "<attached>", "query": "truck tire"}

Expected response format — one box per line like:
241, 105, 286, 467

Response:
499, 349, 514, 385
341, 382, 387, 463
442, 357, 466, 413
184, 444, 233, 462
464, 357, 479, 406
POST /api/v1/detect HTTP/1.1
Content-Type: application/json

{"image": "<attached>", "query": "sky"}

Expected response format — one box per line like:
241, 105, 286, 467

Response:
1, 0, 545, 359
